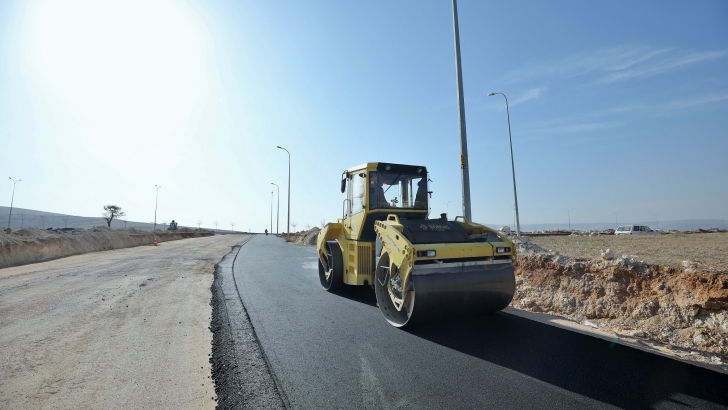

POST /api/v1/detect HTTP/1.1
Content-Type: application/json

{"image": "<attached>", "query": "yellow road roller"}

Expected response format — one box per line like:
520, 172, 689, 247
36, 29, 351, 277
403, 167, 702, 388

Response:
316, 162, 516, 327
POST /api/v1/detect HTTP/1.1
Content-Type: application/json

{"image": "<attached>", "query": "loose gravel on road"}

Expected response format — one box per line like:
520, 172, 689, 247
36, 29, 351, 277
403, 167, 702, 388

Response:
0, 234, 248, 409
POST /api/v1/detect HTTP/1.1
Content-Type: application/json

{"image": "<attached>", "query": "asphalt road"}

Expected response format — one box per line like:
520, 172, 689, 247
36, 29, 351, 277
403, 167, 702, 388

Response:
229, 235, 728, 409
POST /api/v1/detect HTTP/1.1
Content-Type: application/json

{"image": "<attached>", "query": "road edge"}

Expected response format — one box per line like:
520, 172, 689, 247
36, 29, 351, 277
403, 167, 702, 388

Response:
209, 238, 287, 409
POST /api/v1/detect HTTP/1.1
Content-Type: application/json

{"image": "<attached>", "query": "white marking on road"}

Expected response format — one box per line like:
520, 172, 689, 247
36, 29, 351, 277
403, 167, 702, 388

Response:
302, 257, 318, 270
360, 355, 391, 409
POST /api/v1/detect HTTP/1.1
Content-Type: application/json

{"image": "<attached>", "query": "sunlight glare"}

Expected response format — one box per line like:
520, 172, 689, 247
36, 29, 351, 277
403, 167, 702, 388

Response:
24, 0, 205, 146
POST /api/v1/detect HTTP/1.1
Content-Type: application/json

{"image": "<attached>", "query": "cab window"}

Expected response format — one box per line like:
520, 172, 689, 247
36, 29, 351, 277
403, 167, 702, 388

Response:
351, 173, 366, 214
369, 172, 427, 210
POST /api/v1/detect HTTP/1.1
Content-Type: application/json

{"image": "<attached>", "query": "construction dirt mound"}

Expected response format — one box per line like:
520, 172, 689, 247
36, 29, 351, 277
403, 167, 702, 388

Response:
285, 227, 321, 246
511, 236, 728, 366
0, 227, 214, 269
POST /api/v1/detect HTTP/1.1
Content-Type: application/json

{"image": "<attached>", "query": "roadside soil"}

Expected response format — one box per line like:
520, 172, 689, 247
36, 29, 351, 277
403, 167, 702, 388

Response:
0, 234, 248, 409
513, 233, 728, 372
530, 232, 728, 271
0, 226, 214, 269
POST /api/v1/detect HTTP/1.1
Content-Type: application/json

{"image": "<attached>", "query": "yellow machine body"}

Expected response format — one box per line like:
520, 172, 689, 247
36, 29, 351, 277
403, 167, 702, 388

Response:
317, 162, 517, 327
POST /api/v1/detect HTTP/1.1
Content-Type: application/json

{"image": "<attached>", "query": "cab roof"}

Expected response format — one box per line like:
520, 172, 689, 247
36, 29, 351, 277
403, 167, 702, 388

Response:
346, 162, 427, 174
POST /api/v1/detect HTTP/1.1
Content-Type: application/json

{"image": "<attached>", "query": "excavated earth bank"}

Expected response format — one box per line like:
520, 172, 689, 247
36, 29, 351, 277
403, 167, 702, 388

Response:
511, 236, 728, 367
0, 226, 213, 268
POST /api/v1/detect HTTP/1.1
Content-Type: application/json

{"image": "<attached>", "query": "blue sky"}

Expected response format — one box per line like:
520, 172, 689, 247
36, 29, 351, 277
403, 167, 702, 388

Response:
1, 0, 726, 231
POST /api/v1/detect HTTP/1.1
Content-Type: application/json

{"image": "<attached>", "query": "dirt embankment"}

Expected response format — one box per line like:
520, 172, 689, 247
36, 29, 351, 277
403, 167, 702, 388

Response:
0, 226, 214, 268
283, 227, 321, 246
511, 235, 728, 366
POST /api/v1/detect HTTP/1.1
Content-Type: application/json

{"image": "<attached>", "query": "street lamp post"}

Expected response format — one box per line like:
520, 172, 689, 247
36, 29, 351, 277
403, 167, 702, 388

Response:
652, 214, 659, 230
271, 183, 280, 234
270, 191, 273, 234
487, 92, 521, 236
154, 185, 161, 230
7, 177, 21, 229
565, 208, 573, 231
277, 146, 291, 241
444, 201, 451, 216
612, 211, 620, 229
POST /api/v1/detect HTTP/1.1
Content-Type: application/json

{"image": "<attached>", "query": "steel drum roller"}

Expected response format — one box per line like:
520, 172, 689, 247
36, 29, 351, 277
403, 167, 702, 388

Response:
375, 259, 516, 328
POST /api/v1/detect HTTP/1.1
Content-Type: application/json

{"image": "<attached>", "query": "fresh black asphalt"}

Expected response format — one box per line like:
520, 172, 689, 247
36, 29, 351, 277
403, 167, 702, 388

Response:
217, 234, 728, 409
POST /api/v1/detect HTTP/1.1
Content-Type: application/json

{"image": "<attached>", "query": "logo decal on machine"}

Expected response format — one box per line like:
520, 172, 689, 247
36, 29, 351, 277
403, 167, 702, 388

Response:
421, 224, 451, 231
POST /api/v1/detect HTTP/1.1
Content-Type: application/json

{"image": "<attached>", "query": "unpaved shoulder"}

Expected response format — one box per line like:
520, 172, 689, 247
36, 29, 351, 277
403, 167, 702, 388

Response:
0, 234, 248, 409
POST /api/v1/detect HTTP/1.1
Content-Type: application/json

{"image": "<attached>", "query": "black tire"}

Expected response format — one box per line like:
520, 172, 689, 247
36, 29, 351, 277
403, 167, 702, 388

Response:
319, 241, 343, 291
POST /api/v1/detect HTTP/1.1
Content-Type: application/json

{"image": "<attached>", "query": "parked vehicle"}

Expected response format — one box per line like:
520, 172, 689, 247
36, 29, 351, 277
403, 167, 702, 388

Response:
615, 225, 660, 235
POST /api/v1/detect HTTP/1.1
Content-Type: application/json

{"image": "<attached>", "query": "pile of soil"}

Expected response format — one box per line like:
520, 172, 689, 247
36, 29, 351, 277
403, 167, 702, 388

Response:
511, 236, 728, 365
0, 227, 214, 268
284, 227, 321, 246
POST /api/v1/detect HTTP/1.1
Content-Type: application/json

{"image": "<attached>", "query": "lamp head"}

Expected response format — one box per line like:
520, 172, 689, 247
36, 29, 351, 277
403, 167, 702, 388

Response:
487, 93, 495, 96
276, 145, 282, 149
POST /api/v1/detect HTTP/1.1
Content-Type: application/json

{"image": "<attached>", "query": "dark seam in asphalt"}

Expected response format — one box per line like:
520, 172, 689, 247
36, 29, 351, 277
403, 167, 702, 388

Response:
229, 236, 292, 410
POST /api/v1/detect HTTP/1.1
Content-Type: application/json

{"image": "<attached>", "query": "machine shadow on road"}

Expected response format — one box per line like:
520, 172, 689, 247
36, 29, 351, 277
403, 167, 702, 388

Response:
333, 285, 377, 307
405, 312, 728, 409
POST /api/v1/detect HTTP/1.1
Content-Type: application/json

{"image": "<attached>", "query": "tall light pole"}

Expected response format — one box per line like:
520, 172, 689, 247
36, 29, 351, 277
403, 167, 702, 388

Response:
452, 0, 472, 222
270, 191, 273, 234
488, 92, 521, 236
7, 177, 21, 229
612, 211, 620, 229
444, 201, 451, 215
565, 208, 573, 231
277, 146, 291, 241
153, 185, 161, 230
652, 214, 659, 230
271, 183, 280, 234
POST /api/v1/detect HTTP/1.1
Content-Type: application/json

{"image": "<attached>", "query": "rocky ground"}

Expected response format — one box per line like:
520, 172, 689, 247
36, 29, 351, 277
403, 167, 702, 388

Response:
513, 233, 728, 370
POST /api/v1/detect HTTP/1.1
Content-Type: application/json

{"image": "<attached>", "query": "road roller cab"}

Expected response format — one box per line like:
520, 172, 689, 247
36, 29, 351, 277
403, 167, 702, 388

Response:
317, 162, 517, 327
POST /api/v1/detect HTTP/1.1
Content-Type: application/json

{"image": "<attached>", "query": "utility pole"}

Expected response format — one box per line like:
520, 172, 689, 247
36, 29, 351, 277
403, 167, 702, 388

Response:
612, 211, 620, 230
277, 146, 291, 241
451, 0, 472, 222
270, 191, 273, 234
271, 183, 280, 234
7, 177, 21, 229
154, 185, 161, 230
652, 214, 659, 230
565, 208, 573, 231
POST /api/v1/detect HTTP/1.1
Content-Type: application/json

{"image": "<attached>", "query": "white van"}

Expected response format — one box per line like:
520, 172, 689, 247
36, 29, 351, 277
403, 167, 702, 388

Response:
615, 225, 659, 235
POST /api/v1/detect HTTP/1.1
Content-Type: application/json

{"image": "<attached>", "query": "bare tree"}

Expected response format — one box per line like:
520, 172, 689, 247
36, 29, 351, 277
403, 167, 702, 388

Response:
230, 222, 235, 232
103, 205, 125, 228
62, 218, 69, 228
40, 215, 46, 229
214, 220, 219, 233
304, 223, 311, 230
291, 221, 298, 233
197, 220, 202, 229
320, 218, 327, 228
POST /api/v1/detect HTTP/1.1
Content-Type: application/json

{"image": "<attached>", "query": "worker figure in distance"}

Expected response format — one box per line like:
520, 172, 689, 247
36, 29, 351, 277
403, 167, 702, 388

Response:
265, 229, 269, 235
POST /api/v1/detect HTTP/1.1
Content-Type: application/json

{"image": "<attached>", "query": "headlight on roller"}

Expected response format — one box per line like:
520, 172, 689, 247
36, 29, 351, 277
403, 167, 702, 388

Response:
496, 247, 511, 254
416, 250, 436, 257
